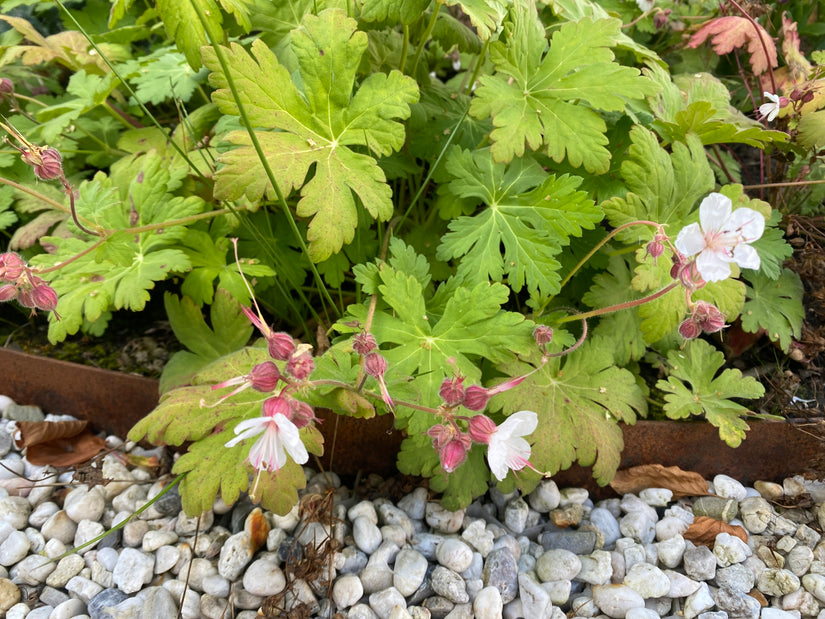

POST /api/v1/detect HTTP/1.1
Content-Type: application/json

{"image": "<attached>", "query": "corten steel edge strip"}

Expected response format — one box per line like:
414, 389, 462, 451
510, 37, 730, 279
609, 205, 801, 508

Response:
1, 347, 823, 487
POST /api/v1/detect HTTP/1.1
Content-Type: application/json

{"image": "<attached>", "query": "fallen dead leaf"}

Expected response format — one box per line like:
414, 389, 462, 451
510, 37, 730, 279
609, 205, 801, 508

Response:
610, 464, 711, 498
15, 420, 106, 466
683, 516, 748, 547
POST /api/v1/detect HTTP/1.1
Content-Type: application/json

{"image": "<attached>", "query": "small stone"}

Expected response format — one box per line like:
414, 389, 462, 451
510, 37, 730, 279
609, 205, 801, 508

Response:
577, 550, 613, 585
664, 569, 702, 598
714, 532, 752, 567
474, 586, 503, 619
715, 586, 762, 619
437, 539, 474, 573
796, 525, 822, 550
716, 563, 755, 593
0, 497, 30, 530
74, 519, 106, 550
426, 504, 465, 534
45, 554, 84, 588
693, 496, 739, 522
504, 498, 529, 534
754, 481, 784, 501
202, 573, 230, 598
28, 502, 58, 528
803, 574, 825, 602
778, 536, 799, 553
142, 529, 178, 552
333, 573, 363, 609
758, 545, 785, 569
12, 555, 55, 585
112, 548, 154, 594
518, 572, 551, 617
64, 486, 106, 523
462, 520, 494, 557
354, 515, 383, 555
65, 576, 103, 604
536, 548, 581, 582
155, 545, 181, 574
218, 531, 254, 581
0, 531, 30, 566
528, 480, 561, 513
361, 565, 394, 595
398, 488, 428, 521
759, 568, 802, 596
656, 517, 689, 541
482, 548, 518, 604
394, 548, 429, 597
589, 508, 621, 548
782, 588, 820, 616
540, 530, 596, 555
787, 545, 815, 577
684, 582, 715, 619
0, 578, 21, 614
627, 608, 661, 619
542, 579, 572, 605
242, 559, 286, 597
713, 475, 748, 501
551, 504, 584, 528
624, 563, 670, 598
657, 535, 686, 568
640, 488, 673, 507
592, 584, 645, 618
369, 587, 407, 619
432, 566, 469, 604
762, 609, 800, 619
740, 497, 774, 534
423, 596, 455, 619
620, 511, 656, 544
38, 587, 69, 609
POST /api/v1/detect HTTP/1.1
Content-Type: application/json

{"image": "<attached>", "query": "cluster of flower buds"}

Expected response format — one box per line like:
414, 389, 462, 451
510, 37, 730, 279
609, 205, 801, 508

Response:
678, 300, 726, 340
0, 252, 59, 317
352, 330, 394, 412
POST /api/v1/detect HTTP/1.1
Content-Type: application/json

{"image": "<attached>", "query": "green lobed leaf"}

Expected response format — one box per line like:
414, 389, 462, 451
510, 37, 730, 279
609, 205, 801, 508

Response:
741, 269, 804, 353
655, 339, 764, 447
442, 0, 508, 40
470, 5, 658, 173
203, 10, 419, 261
359, 0, 432, 24
436, 148, 601, 296
797, 110, 825, 150
156, 0, 225, 70
492, 336, 647, 486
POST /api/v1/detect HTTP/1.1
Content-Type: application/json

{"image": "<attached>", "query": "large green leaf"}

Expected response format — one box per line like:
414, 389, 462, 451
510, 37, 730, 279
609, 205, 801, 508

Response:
741, 269, 804, 353
203, 9, 419, 261
156, 0, 225, 70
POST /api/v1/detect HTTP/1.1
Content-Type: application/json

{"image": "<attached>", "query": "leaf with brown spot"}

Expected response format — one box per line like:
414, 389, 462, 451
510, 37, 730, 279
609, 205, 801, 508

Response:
683, 516, 748, 547
15, 420, 105, 466
609, 464, 711, 498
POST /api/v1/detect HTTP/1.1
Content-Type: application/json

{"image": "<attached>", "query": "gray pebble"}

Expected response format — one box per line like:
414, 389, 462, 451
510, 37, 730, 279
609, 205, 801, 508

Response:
540, 530, 597, 555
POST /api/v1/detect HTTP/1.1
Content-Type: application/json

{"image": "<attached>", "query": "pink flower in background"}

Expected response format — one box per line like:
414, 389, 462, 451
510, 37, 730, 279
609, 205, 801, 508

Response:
675, 193, 764, 283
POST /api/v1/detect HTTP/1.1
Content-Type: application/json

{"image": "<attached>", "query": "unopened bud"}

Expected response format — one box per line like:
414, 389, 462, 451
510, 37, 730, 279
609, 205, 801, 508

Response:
0, 78, 13, 96
30, 284, 57, 312
802, 91, 815, 104
646, 239, 664, 260
364, 352, 388, 379
288, 399, 317, 429
249, 362, 281, 392
0, 253, 25, 281
0, 284, 17, 302
439, 375, 465, 407
352, 331, 377, 355
286, 351, 314, 380
463, 385, 490, 411
23, 147, 64, 181
678, 318, 702, 340
267, 332, 295, 361
467, 414, 497, 444
262, 396, 290, 418
440, 435, 470, 473
653, 8, 671, 29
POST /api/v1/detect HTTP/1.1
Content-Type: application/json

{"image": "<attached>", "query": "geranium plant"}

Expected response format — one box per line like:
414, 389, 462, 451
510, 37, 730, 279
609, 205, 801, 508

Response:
0, 0, 806, 513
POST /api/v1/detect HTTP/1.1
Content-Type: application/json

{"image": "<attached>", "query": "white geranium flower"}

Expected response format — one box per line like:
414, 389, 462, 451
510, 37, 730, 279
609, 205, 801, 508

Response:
675, 193, 765, 283
636, 0, 655, 11
487, 410, 538, 481
758, 92, 782, 122
225, 412, 308, 472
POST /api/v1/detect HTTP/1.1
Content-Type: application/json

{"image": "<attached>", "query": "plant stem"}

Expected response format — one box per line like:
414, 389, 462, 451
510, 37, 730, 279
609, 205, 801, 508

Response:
411, 3, 441, 75
559, 220, 662, 289
400, 25, 410, 73
0, 176, 66, 212
465, 39, 489, 96
554, 281, 680, 324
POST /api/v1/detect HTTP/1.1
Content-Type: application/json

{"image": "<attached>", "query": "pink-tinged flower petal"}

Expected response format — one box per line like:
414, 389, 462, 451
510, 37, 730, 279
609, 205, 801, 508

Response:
225, 413, 308, 472
732, 243, 760, 270
726, 207, 765, 242
224, 417, 268, 448
487, 410, 538, 481
699, 192, 732, 231
695, 250, 732, 283
674, 223, 705, 257
273, 413, 309, 466
248, 422, 288, 471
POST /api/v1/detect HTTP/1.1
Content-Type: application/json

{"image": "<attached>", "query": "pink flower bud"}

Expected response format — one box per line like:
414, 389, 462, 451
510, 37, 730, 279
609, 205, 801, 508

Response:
262, 396, 290, 418
30, 284, 57, 312
352, 331, 377, 355
693, 301, 726, 334
462, 385, 490, 411
267, 332, 295, 361
533, 325, 554, 347
439, 375, 465, 407
0, 78, 13, 96
288, 398, 317, 429
427, 424, 451, 450
440, 435, 470, 473
249, 362, 281, 392
678, 318, 702, 340
646, 239, 664, 260
467, 414, 498, 444
0, 284, 17, 302
286, 351, 314, 380
0, 253, 25, 281
23, 147, 64, 181
363, 352, 388, 379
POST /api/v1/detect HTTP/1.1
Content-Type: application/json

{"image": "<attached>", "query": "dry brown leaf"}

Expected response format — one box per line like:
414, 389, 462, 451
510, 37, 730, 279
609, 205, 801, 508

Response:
683, 516, 748, 547
687, 16, 778, 75
609, 464, 711, 498
14, 419, 89, 448
15, 420, 106, 466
